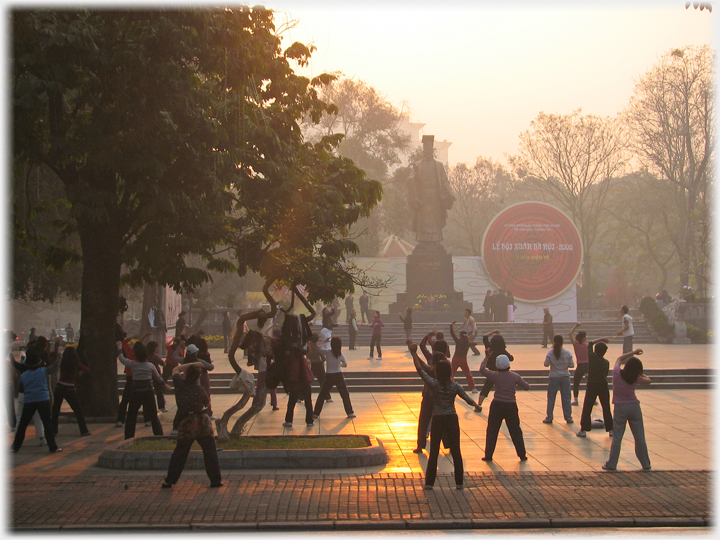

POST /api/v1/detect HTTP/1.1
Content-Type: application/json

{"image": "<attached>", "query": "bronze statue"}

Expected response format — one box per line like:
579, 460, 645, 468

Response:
408, 135, 455, 245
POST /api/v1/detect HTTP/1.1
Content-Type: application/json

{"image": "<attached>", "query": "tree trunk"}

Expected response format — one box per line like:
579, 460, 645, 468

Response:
74, 220, 123, 418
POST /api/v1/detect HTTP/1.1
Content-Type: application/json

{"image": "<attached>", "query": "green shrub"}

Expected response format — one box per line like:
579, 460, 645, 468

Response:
639, 297, 674, 338
686, 323, 709, 344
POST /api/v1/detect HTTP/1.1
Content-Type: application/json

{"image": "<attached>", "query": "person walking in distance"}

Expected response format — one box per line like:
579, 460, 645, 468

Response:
359, 291, 370, 324
543, 334, 574, 425
614, 305, 634, 354
348, 309, 359, 350
602, 349, 651, 471
541, 308, 554, 348
344, 294, 354, 324
459, 309, 481, 356
408, 342, 481, 490
577, 338, 613, 438
368, 311, 384, 360
313, 337, 355, 419
479, 352, 530, 462
449, 321, 477, 394
222, 312, 233, 354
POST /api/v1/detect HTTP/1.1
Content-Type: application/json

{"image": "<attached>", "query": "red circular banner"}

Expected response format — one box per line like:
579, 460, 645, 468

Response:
482, 202, 583, 302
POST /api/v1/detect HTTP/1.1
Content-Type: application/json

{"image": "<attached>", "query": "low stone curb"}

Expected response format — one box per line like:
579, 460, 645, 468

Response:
97, 434, 388, 470
16, 516, 710, 532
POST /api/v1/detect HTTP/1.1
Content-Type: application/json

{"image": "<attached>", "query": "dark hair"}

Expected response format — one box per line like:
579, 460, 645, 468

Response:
432, 339, 449, 357
621, 305, 629, 314
435, 359, 452, 385
431, 351, 446, 366
374, 311, 380, 317
621, 357, 644, 385
406, 306, 413, 315
552, 334, 563, 359
133, 341, 148, 362
61, 346, 79, 368
24, 348, 42, 368
330, 336, 342, 358
35, 336, 48, 351
489, 334, 506, 351
594, 342, 608, 357
576, 331, 587, 343
465, 308, 472, 316
197, 338, 209, 354
436, 331, 444, 340
147, 341, 158, 355
185, 364, 201, 385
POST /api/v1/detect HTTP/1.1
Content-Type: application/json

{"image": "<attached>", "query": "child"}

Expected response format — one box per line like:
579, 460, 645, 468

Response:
479, 352, 530, 461
603, 349, 651, 471
313, 337, 355, 419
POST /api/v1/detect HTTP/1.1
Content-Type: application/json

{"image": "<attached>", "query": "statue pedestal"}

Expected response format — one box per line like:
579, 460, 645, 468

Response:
388, 243, 472, 319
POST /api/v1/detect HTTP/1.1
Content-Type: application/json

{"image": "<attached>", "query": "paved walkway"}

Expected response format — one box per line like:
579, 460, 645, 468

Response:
9, 344, 714, 531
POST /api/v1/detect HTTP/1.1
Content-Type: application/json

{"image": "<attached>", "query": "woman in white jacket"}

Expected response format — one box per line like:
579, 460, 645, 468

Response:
312, 337, 355, 419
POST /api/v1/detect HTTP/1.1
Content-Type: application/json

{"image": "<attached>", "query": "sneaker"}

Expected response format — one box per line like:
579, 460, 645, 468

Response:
481, 456, 493, 462
571, 400, 578, 406
38, 437, 46, 446
161, 482, 173, 489
306, 422, 314, 427
347, 413, 356, 418
160, 408, 169, 413
642, 465, 652, 471
313, 414, 319, 418
272, 406, 280, 411
471, 389, 478, 394
602, 464, 616, 471
412, 447, 423, 454
576, 430, 586, 438
456, 484, 464, 490
566, 418, 574, 424
542, 417, 553, 424
325, 399, 333, 403
377, 356, 382, 360
80, 432, 92, 437
51, 447, 63, 453
367, 356, 374, 360
519, 456, 528, 461
423, 485, 433, 490
209, 416, 217, 421
282, 422, 292, 428
115, 422, 123, 428
608, 431, 613, 438
210, 482, 224, 488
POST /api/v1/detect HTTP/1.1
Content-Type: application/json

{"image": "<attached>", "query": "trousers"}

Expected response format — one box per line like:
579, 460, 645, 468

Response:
285, 385, 314, 425
579, 380, 613, 432
485, 400, 526, 459
546, 376, 572, 421
425, 414, 463, 487
451, 356, 476, 391
125, 386, 163, 439
313, 372, 353, 416
573, 363, 588, 399
164, 434, 222, 485
13, 400, 58, 452
51, 384, 89, 435
605, 401, 651, 469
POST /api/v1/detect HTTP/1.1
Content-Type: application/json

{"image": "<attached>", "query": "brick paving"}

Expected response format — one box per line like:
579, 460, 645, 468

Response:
11, 470, 710, 531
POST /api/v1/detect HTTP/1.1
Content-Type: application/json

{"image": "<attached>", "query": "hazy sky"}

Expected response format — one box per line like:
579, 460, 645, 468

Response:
268, 1, 714, 166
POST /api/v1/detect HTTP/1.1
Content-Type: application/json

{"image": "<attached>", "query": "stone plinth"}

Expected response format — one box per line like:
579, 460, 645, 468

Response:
388, 242, 472, 316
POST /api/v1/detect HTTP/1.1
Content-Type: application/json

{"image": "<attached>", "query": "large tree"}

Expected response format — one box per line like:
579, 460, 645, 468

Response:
624, 46, 714, 295
13, 9, 381, 416
512, 110, 629, 308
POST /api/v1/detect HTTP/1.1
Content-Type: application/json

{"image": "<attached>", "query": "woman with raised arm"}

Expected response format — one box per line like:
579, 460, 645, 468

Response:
449, 320, 477, 393
476, 329, 514, 412
603, 349, 651, 471
408, 342, 481, 490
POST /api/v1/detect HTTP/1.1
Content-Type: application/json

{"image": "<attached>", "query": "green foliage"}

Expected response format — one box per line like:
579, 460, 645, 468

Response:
638, 297, 674, 338
685, 323, 709, 344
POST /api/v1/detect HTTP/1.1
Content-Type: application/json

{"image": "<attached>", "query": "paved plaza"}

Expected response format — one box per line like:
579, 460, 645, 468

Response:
8, 343, 714, 531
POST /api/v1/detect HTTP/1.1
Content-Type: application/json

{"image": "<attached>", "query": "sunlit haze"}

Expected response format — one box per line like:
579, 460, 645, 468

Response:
269, 1, 714, 166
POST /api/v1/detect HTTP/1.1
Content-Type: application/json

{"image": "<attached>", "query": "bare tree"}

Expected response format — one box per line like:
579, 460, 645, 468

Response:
624, 46, 714, 295
512, 110, 629, 308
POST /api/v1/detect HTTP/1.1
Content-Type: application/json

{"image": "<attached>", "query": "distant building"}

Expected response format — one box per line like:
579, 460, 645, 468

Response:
397, 113, 452, 168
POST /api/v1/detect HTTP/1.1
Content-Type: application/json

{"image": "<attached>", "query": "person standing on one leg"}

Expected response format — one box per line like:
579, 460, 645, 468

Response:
479, 353, 530, 462
577, 339, 613, 438
408, 342, 481, 490
603, 349, 651, 471
368, 311, 384, 360
614, 305, 634, 354
541, 308, 554, 348
162, 362, 222, 489
313, 337, 355, 419
449, 321, 477, 393
543, 334, 574, 425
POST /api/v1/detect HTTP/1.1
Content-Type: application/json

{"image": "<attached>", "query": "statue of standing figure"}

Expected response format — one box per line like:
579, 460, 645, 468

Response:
408, 135, 455, 246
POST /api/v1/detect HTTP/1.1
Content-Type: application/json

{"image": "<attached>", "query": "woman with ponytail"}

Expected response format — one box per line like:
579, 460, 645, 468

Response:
543, 334, 574, 424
